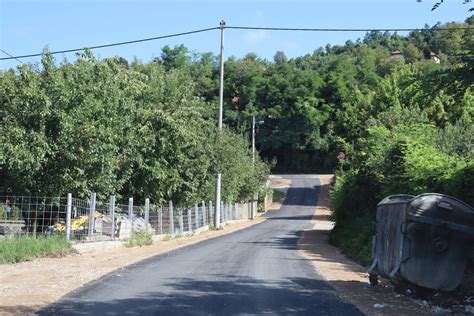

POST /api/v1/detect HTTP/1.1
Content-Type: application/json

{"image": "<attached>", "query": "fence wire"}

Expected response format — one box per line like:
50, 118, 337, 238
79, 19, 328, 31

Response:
0, 195, 256, 243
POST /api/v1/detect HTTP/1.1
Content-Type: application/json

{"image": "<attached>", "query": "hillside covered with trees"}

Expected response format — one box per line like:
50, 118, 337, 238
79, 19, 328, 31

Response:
149, 18, 473, 262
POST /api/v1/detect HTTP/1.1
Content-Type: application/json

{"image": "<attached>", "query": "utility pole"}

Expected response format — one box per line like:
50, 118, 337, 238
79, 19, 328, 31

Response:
215, 20, 225, 228
252, 116, 256, 166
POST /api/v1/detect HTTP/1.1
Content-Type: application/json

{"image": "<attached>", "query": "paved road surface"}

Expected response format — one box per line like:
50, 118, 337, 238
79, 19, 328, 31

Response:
41, 175, 362, 315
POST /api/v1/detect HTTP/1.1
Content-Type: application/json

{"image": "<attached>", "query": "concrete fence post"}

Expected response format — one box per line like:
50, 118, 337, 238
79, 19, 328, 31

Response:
88, 192, 96, 239
110, 195, 116, 240
159, 206, 163, 235
169, 201, 174, 235
66, 193, 72, 241
128, 197, 134, 237
235, 203, 239, 220
144, 198, 150, 232
252, 196, 258, 219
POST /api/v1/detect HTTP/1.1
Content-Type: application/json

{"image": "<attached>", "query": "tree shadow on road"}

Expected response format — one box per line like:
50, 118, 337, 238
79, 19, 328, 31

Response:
38, 275, 363, 315
281, 186, 320, 207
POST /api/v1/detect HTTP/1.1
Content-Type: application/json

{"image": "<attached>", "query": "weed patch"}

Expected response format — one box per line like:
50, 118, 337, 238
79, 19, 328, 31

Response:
272, 190, 285, 203
0, 235, 72, 264
125, 231, 153, 248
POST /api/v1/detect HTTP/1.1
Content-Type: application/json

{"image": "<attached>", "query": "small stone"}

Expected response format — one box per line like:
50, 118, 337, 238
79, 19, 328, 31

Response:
374, 304, 387, 309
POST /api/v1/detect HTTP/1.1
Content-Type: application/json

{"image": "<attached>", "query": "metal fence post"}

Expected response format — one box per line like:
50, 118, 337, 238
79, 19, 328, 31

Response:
188, 207, 192, 232
194, 204, 199, 229
209, 201, 213, 226
128, 197, 134, 237
169, 201, 174, 235
88, 192, 96, 239
179, 209, 184, 234
159, 206, 163, 235
221, 202, 225, 224
201, 201, 206, 226
144, 198, 150, 232
66, 193, 72, 241
110, 195, 116, 240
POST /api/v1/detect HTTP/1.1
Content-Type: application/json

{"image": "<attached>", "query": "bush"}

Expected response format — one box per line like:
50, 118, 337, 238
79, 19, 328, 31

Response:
330, 120, 473, 266
0, 205, 6, 220
125, 230, 153, 248
329, 171, 377, 265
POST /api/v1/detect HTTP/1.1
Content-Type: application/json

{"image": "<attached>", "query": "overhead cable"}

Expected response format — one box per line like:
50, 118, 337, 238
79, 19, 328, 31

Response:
226, 26, 473, 32
0, 27, 219, 61
0, 49, 24, 63
1, 24, 472, 61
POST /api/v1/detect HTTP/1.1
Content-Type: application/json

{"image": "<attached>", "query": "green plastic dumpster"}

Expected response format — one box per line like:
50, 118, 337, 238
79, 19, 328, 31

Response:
368, 195, 414, 284
368, 193, 474, 291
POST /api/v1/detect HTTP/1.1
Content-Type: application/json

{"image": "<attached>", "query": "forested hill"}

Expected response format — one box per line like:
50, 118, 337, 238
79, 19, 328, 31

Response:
145, 17, 473, 263
149, 18, 472, 173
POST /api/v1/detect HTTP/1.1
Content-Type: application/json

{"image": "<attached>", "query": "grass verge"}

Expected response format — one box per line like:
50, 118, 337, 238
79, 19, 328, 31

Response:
125, 230, 154, 248
0, 235, 73, 264
272, 190, 285, 203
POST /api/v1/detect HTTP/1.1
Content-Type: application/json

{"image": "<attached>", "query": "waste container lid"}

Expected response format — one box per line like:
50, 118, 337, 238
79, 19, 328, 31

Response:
377, 194, 415, 206
407, 193, 474, 235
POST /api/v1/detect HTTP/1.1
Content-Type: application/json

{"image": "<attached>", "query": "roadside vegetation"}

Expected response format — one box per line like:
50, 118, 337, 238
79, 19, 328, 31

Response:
0, 16, 472, 265
125, 231, 153, 248
272, 190, 285, 204
0, 236, 73, 264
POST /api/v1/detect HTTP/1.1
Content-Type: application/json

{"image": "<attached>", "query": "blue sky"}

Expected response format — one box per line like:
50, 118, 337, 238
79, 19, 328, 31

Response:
0, 0, 471, 70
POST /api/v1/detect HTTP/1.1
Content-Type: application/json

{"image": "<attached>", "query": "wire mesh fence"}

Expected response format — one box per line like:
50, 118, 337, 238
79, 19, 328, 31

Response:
0, 194, 257, 243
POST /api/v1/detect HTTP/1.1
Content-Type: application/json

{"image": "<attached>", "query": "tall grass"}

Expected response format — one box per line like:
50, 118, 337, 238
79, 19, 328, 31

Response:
0, 235, 73, 264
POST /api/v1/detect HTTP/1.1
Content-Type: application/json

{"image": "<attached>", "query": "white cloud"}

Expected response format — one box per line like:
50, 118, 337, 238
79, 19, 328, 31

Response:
243, 30, 271, 45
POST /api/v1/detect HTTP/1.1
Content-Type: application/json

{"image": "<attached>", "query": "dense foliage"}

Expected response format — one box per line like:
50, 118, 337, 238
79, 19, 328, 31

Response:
1, 16, 472, 262
0, 51, 269, 205
150, 18, 472, 174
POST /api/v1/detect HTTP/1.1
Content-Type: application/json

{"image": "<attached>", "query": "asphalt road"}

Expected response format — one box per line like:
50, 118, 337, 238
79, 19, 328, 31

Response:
40, 175, 362, 315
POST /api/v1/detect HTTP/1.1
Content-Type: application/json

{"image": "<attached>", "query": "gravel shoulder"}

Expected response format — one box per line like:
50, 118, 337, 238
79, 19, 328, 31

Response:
297, 175, 434, 316
0, 217, 266, 315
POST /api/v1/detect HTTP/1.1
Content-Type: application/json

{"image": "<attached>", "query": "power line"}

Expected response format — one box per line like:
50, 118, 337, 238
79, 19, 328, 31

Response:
0, 27, 219, 61
1, 24, 472, 62
0, 49, 23, 64
226, 26, 473, 32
